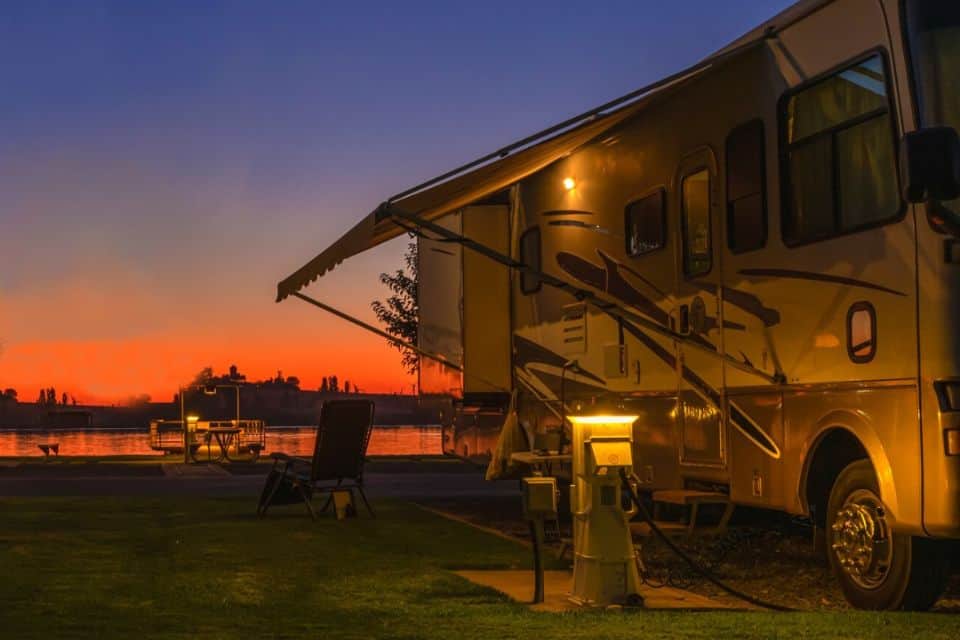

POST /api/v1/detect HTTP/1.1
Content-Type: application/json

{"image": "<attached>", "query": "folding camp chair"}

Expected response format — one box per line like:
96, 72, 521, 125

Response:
257, 399, 375, 519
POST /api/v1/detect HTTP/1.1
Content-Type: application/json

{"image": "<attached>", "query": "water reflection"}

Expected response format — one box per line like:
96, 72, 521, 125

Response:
0, 426, 442, 458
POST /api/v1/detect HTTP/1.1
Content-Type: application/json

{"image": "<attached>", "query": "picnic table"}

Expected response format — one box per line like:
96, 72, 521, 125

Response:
203, 427, 242, 462
37, 443, 60, 459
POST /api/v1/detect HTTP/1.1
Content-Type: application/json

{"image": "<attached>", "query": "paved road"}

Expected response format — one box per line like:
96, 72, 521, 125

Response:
0, 471, 520, 499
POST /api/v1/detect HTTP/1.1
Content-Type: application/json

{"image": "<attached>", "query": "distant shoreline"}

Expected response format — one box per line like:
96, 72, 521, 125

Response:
0, 392, 441, 429
0, 424, 441, 432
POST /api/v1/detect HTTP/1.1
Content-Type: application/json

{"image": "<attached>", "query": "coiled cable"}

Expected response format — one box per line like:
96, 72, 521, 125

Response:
620, 468, 793, 612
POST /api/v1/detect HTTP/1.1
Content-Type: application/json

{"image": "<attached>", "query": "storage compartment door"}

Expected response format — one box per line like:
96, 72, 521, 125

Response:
462, 204, 512, 394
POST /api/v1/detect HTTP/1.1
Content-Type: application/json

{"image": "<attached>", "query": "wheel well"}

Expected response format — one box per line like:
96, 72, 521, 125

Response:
804, 429, 869, 527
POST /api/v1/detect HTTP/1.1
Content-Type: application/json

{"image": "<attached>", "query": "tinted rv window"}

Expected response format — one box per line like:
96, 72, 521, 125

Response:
726, 121, 767, 253
681, 169, 712, 277
625, 190, 666, 256
782, 54, 900, 245
905, 1, 960, 219
519, 226, 541, 294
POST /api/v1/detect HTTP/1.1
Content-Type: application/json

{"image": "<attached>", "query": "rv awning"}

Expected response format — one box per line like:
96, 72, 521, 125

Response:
276, 26, 779, 303
275, 96, 659, 301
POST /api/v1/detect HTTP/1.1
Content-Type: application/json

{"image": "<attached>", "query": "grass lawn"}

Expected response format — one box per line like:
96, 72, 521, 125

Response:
1, 497, 957, 639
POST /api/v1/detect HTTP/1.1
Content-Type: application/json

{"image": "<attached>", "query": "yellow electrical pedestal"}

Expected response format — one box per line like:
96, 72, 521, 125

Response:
568, 414, 642, 607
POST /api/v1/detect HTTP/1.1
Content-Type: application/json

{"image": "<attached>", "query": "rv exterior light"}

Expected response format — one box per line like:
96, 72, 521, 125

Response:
563, 177, 576, 191
567, 414, 638, 425
186, 415, 200, 423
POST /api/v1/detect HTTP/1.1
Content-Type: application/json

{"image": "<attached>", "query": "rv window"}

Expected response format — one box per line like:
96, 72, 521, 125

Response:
681, 169, 712, 277
519, 226, 542, 294
726, 121, 767, 253
625, 190, 666, 256
782, 54, 900, 245
847, 301, 876, 363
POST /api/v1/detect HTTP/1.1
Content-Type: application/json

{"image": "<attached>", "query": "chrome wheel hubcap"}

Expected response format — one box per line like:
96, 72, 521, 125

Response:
831, 489, 892, 589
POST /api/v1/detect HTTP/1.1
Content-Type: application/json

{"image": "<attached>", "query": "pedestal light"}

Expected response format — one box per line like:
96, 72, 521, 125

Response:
568, 412, 642, 606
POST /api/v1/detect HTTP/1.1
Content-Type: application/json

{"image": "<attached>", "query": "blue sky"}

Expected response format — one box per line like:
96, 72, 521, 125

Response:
0, 0, 794, 400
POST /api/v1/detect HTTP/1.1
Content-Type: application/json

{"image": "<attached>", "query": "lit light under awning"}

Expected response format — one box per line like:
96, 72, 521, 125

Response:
274, 65, 737, 302
274, 99, 654, 301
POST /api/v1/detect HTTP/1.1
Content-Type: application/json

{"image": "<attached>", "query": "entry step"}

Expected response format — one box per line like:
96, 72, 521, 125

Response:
632, 489, 735, 537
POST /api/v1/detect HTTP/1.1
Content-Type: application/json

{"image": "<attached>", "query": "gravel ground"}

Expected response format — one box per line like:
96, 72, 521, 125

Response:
418, 494, 960, 612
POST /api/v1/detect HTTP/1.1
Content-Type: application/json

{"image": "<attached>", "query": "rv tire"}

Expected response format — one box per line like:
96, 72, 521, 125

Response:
826, 459, 946, 610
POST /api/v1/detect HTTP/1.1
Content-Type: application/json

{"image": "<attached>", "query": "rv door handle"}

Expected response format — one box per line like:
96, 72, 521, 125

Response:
678, 304, 690, 335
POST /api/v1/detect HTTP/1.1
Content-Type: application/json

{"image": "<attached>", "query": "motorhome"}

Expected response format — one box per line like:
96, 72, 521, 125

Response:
277, 0, 960, 610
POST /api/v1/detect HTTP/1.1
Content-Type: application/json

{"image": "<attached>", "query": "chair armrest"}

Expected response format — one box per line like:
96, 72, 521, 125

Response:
269, 453, 312, 470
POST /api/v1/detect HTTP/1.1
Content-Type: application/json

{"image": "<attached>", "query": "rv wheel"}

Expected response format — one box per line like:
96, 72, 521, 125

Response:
826, 459, 946, 610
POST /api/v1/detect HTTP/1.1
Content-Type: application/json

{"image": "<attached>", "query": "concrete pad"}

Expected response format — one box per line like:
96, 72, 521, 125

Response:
455, 569, 739, 612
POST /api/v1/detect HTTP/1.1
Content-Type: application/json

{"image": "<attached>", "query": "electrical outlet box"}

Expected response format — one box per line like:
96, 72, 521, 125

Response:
522, 477, 558, 518
588, 437, 633, 475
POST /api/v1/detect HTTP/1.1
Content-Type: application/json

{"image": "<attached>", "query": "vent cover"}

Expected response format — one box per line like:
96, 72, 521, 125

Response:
561, 303, 587, 355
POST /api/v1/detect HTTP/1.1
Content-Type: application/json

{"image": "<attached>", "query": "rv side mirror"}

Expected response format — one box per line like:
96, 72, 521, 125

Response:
900, 127, 960, 204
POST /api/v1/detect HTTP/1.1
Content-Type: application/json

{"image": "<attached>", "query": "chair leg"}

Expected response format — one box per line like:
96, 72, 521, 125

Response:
356, 485, 375, 518
300, 486, 317, 521
257, 474, 283, 518
319, 492, 334, 514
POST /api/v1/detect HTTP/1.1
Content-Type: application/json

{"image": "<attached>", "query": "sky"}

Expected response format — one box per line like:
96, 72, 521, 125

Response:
0, 0, 793, 404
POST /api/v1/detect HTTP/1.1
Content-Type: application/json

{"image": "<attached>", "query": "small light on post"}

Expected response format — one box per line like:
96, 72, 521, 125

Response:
563, 177, 576, 191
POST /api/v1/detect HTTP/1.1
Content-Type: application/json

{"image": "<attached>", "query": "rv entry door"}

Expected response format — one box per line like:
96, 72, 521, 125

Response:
674, 152, 726, 470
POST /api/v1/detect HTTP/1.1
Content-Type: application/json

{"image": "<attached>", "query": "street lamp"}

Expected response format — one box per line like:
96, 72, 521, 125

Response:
178, 384, 203, 464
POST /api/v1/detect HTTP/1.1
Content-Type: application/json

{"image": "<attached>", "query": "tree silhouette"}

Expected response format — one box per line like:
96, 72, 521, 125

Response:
330, 375, 339, 394
320, 377, 329, 393
343, 381, 351, 394
192, 367, 214, 386
371, 242, 419, 375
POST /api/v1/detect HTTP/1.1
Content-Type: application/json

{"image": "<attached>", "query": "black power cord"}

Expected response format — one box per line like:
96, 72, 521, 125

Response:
619, 469, 793, 612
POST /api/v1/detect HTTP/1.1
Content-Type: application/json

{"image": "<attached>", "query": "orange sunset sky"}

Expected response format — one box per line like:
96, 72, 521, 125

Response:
1, 132, 417, 403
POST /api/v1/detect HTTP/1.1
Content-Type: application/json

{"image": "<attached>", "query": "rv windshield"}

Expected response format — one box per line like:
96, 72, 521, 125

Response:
905, 1, 960, 216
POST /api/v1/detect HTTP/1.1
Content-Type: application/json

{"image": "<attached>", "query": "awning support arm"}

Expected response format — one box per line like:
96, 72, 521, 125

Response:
382, 204, 784, 385
289, 291, 512, 393
290, 291, 462, 373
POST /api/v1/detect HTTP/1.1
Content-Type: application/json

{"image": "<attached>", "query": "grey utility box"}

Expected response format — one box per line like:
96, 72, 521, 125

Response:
522, 477, 558, 519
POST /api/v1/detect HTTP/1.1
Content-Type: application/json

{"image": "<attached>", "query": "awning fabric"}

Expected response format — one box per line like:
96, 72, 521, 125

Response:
276, 22, 782, 302
275, 98, 655, 301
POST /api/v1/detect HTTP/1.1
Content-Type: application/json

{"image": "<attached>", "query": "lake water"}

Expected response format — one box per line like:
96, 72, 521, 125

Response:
0, 426, 442, 458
